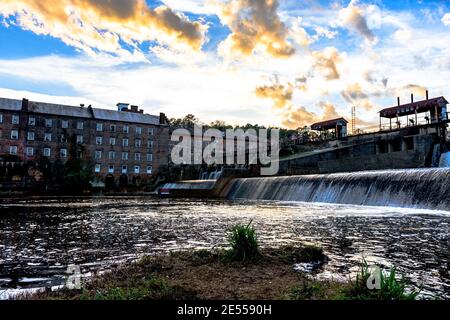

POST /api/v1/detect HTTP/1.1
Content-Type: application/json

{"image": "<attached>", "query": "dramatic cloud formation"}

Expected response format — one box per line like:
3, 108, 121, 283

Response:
0, 0, 207, 58
218, 0, 295, 58
341, 83, 375, 110
338, 0, 376, 42
255, 82, 294, 109
397, 84, 428, 99
312, 47, 342, 80
282, 101, 342, 129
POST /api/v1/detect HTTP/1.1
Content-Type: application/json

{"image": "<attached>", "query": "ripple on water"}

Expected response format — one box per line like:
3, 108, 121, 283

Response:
0, 197, 449, 299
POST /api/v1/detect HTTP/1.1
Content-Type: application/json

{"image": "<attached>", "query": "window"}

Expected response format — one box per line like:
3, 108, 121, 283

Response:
77, 121, 84, 130
0, 114, 3, 123
108, 165, 114, 174
148, 141, 154, 149
28, 117, 36, 126
95, 150, 102, 160
60, 149, 67, 158
135, 139, 142, 148
148, 128, 154, 136
44, 133, 52, 142
136, 127, 142, 135
110, 125, 116, 132
122, 152, 129, 161
12, 115, 19, 124
147, 154, 153, 162
123, 125, 129, 133
134, 166, 140, 174
96, 136, 103, 145
96, 123, 103, 132
146, 166, 153, 174
109, 137, 116, 146
26, 147, 34, 156
27, 132, 35, 141
95, 164, 101, 173
122, 166, 127, 174
43, 148, 51, 157
135, 153, 141, 161
62, 120, 69, 129
122, 139, 129, 147
11, 130, 19, 140
109, 151, 116, 160
76, 135, 83, 144
45, 119, 53, 128
10, 146, 18, 156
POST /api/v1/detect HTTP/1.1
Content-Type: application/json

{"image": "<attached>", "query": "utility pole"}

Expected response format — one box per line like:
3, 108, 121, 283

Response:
351, 106, 356, 135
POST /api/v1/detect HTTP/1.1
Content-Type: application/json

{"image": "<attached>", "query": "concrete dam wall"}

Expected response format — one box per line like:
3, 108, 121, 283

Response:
226, 168, 450, 210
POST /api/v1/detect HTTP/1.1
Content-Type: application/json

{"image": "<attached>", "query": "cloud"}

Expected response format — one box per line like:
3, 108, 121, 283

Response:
0, 0, 207, 59
218, 0, 295, 58
442, 13, 450, 27
282, 106, 318, 129
281, 101, 342, 129
341, 83, 376, 110
312, 47, 342, 80
255, 82, 294, 109
338, 0, 376, 42
396, 84, 428, 99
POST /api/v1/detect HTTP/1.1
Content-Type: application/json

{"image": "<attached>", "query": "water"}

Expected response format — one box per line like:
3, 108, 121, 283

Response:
440, 152, 450, 167
1, 197, 449, 299
227, 168, 450, 210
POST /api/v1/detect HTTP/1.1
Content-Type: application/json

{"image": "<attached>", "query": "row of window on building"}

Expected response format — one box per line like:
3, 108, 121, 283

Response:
95, 164, 153, 175
6, 146, 153, 162
6, 130, 154, 148
0, 114, 155, 135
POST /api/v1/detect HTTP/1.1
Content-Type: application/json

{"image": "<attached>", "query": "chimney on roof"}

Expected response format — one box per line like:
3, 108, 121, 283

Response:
130, 105, 139, 113
21, 98, 29, 112
80, 104, 85, 108
117, 103, 129, 112
411, 93, 414, 104
160, 113, 167, 125
397, 97, 400, 106
426, 90, 429, 100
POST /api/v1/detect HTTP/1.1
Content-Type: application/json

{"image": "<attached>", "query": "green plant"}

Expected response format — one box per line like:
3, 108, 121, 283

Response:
343, 259, 420, 300
226, 221, 260, 262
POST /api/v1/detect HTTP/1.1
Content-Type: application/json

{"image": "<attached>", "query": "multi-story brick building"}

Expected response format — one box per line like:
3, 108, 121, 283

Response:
0, 97, 169, 188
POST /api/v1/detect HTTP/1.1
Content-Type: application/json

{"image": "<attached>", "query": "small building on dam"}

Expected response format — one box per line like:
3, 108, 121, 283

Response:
280, 93, 449, 175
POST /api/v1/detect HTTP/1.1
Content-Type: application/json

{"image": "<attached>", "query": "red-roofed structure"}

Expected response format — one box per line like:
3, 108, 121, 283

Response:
311, 117, 348, 139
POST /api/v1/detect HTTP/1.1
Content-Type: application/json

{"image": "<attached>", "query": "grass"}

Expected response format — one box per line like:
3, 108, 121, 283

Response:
225, 221, 260, 262
340, 259, 421, 300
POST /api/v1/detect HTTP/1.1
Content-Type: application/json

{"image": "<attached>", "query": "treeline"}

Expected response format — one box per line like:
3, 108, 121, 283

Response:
169, 114, 320, 157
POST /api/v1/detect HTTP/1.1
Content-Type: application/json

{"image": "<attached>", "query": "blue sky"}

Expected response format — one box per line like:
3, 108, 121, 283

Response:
0, 0, 449, 129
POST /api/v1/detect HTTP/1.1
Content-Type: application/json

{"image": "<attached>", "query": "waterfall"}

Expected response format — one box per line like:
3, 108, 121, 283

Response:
439, 152, 450, 168
227, 168, 450, 210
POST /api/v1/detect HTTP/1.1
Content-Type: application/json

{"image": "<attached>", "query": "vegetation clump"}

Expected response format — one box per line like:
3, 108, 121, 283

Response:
225, 221, 260, 262
340, 260, 420, 300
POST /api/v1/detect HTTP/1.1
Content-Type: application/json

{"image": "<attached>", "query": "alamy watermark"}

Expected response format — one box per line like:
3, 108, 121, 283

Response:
171, 125, 280, 176
65, 264, 82, 290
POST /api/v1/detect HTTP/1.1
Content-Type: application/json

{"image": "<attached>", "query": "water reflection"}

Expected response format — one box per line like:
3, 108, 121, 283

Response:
0, 197, 449, 298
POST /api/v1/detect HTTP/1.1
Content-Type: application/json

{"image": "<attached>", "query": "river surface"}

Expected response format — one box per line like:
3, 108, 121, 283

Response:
0, 197, 449, 299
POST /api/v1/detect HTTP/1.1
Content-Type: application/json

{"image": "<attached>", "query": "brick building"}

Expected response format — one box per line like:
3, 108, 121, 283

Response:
0, 97, 169, 188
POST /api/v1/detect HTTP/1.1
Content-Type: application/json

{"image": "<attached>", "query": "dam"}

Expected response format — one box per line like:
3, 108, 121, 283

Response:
227, 168, 450, 210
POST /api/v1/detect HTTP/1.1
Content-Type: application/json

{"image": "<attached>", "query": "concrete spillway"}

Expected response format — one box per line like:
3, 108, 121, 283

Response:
227, 168, 450, 210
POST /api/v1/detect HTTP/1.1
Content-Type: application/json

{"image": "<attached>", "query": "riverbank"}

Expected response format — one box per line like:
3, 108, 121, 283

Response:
23, 246, 346, 300
20, 245, 419, 301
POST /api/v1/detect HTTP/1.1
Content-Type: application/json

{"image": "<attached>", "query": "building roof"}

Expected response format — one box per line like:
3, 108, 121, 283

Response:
311, 117, 348, 131
379, 96, 449, 119
0, 97, 162, 125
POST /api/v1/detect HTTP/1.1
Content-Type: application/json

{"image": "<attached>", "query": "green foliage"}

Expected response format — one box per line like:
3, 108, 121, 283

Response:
226, 221, 260, 262
342, 259, 420, 300
63, 158, 92, 193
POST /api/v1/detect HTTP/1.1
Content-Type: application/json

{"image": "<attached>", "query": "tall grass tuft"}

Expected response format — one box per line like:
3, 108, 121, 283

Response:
344, 259, 420, 300
226, 221, 260, 262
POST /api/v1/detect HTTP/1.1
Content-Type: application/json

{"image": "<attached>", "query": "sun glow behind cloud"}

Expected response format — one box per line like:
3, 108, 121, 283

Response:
0, 0, 449, 129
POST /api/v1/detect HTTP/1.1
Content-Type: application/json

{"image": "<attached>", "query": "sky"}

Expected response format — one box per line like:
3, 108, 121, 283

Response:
0, 0, 449, 130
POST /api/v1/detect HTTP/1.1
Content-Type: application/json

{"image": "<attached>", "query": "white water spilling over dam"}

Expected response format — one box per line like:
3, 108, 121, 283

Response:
227, 168, 450, 210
